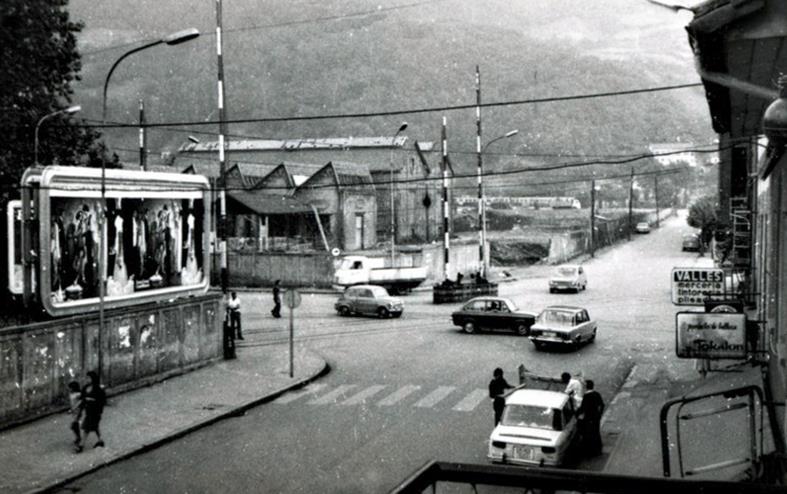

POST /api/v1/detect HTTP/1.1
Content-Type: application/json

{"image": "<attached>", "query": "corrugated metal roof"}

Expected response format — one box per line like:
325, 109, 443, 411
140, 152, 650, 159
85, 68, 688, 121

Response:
228, 190, 314, 214
179, 136, 435, 153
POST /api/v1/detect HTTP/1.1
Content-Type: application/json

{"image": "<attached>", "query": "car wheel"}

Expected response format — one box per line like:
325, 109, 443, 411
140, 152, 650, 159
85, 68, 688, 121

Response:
515, 323, 530, 336
533, 341, 544, 351
582, 283, 587, 291
393, 312, 402, 318
377, 307, 390, 319
338, 306, 350, 317
589, 329, 597, 343
549, 288, 556, 294
463, 321, 476, 334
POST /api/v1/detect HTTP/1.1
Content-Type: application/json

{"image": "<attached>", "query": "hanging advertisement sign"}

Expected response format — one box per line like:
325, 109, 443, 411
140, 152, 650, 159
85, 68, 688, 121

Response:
676, 312, 747, 359
670, 267, 725, 305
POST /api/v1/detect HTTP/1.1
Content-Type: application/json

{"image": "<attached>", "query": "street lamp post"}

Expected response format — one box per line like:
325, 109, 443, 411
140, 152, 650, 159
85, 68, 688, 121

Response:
478, 129, 518, 277
34, 105, 81, 166
99, 27, 199, 377
390, 122, 408, 267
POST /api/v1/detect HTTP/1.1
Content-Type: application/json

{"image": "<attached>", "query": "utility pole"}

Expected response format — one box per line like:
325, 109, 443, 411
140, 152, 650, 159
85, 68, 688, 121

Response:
590, 179, 596, 258
442, 116, 450, 281
628, 167, 634, 241
654, 174, 660, 229
215, 0, 229, 292
139, 99, 146, 171
475, 65, 484, 277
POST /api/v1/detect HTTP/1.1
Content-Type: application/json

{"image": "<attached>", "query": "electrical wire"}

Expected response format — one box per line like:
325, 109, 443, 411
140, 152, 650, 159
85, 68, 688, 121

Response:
82, 82, 704, 129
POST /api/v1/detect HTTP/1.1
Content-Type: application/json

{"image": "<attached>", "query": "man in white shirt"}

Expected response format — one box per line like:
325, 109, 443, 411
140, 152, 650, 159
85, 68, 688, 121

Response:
561, 372, 584, 408
228, 291, 243, 340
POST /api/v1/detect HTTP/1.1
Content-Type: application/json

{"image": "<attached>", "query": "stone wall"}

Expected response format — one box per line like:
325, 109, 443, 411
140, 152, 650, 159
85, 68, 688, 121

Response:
0, 293, 222, 429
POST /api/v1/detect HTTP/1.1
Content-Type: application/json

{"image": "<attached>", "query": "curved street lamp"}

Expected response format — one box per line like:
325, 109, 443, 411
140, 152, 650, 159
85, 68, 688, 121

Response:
390, 122, 408, 266
478, 129, 518, 276
102, 28, 200, 122
34, 105, 81, 166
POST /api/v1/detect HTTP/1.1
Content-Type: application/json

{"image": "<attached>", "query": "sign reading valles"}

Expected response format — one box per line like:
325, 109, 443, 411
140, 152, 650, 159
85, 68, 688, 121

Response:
676, 312, 747, 359
671, 267, 725, 305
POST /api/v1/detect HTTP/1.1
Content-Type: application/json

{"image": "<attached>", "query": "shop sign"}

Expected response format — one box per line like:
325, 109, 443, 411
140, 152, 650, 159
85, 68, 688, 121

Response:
671, 267, 725, 305
676, 312, 747, 359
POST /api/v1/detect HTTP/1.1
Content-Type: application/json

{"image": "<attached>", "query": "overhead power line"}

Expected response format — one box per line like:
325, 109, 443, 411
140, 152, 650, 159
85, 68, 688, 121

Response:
82, 0, 442, 57
83, 82, 704, 129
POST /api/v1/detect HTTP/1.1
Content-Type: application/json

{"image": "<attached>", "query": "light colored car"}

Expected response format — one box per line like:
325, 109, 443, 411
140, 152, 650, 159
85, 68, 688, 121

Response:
335, 285, 403, 318
548, 265, 587, 293
488, 388, 579, 467
635, 222, 651, 233
529, 306, 597, 350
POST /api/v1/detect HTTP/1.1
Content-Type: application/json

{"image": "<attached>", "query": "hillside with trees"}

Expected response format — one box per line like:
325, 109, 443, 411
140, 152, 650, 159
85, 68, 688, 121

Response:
67, 0, 716, 197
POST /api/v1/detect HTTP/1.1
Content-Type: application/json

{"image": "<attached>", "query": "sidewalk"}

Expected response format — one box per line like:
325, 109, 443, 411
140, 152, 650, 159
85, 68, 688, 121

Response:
0, 343, 329, 494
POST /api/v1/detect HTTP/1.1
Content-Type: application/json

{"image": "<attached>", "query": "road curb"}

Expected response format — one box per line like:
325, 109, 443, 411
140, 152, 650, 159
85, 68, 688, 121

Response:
31, 357, 332, 494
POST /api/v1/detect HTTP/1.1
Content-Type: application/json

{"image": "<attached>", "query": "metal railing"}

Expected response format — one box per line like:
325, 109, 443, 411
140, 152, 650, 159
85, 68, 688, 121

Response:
389, 461, 785, 493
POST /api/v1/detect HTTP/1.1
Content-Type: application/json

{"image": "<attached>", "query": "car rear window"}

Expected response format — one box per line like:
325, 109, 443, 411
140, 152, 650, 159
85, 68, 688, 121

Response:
501, 404, 559, 431
537, 310, 575, 327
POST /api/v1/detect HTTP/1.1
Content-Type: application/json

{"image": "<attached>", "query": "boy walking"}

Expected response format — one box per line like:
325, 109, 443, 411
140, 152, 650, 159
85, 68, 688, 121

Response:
271, 280, 282, 318
488, 367, 514, 426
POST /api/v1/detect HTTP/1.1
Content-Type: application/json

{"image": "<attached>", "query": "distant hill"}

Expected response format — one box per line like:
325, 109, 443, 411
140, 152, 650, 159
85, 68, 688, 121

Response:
68, 0, 715, 196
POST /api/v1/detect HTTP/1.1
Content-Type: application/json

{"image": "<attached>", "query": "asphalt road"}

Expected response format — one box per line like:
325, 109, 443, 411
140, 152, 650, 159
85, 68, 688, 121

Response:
54, 213, 703, 493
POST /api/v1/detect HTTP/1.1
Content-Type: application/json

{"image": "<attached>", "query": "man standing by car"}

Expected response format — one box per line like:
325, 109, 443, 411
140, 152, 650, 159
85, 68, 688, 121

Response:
489, 368, 514, 426
578, 379, 605, 456
562, 372, 584, 409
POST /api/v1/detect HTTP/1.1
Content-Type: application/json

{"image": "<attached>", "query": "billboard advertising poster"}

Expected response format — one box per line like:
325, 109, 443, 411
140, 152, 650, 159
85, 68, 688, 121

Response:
676, 312, 747, 359
671, 267, 725, 305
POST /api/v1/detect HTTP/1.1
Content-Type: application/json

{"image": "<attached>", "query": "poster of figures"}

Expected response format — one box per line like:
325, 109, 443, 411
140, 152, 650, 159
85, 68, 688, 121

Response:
48, 196, 205, 306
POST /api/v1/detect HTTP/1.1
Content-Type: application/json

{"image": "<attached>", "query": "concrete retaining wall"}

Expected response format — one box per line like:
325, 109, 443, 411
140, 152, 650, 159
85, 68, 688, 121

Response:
223, 251, 335, 288
0, 293, 222, 429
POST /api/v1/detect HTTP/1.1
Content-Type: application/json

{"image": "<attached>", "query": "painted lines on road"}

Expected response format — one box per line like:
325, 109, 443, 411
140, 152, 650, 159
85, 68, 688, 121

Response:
341, 385, 387, 405
451, 389, 488, 412
308, 384, 358, 405
272, 383, 328, 404
377, 385, 421, 406
413, 386, 455, 408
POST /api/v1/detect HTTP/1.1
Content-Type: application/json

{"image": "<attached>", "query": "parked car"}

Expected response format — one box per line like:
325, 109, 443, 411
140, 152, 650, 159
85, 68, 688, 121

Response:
682, 233, 701, 251
335, 285, 403, 318
488, 388, 579, 467
548, 265, 587, 293
451, 296, 537, 336
528, 306, 597, 350
635, 222, 651, 233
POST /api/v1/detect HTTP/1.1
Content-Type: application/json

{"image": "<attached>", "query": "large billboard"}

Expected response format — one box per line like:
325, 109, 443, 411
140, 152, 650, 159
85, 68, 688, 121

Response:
13, 166, 211, 317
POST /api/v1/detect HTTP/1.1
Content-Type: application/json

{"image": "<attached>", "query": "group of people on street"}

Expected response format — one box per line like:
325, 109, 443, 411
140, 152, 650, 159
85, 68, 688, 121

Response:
488, 368, 605, 458
67, 371, 106, 453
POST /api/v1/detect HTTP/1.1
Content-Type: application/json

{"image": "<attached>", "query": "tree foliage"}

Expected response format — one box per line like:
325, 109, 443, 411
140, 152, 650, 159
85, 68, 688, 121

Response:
0, 0, 104, 196
687, 195, 718, 240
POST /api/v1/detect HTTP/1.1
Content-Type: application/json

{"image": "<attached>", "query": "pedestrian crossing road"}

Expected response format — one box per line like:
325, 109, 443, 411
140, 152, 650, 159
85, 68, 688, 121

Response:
273, 382, 492, 412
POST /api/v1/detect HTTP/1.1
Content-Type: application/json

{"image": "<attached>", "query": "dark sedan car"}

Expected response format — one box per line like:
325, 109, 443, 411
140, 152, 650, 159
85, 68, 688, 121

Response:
451, 297, 537, 336
682, 233, 701, 252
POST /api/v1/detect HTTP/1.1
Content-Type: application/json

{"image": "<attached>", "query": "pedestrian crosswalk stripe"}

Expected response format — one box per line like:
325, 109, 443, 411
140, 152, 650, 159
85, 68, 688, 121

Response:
377, 385, 421, 406
272, 383, 328, 404
341, 385, 387, 405
413, 386, 455, 408
452, 389, 488, 412
308, 384, 358, 405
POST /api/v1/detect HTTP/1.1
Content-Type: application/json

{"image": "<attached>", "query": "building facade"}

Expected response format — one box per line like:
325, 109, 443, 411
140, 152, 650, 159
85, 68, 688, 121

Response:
688, 0, 787, 453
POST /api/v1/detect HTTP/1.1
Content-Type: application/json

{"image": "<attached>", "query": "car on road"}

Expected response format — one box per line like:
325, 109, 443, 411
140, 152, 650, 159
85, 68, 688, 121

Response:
528, 306, 597, 350
451, 296, 537, 336
488, 388, 579, 467
548, 264, 587, 293
335, 284, 404, 318
682, 232, 701, 251
635, 222, 651, 233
